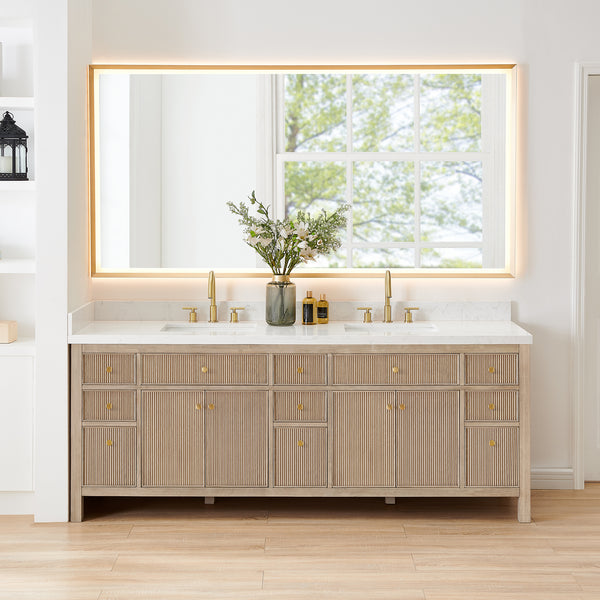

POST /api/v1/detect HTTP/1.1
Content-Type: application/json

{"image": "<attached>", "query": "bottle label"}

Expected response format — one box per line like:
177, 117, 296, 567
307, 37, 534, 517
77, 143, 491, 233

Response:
317, 306, 328, 319
303, 304, 314, 323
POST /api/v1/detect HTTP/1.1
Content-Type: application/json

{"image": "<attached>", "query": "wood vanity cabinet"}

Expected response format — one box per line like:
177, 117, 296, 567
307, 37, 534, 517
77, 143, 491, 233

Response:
71, 344, 530, 523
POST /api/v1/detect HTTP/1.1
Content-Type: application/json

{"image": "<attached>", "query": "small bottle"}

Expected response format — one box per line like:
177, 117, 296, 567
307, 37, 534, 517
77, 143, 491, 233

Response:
302, 291, 317, 325
317, 294, 329, 324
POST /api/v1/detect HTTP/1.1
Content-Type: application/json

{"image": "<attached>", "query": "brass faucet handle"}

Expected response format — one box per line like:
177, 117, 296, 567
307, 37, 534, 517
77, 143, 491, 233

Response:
403, 307, 420, 323
357, 307, 373, 323
182, 307, 198, 323
229, 307, 245, 323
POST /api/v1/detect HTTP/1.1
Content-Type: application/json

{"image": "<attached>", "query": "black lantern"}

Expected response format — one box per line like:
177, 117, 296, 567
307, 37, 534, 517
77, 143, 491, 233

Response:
0, 111, 28, 181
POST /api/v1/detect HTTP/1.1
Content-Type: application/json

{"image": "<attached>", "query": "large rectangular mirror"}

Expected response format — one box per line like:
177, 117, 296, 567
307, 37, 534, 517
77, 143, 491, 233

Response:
89, 64, 516, 277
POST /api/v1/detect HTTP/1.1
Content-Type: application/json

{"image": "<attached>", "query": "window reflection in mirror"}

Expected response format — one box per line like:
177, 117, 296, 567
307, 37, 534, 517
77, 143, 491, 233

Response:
91, 66, 516, 276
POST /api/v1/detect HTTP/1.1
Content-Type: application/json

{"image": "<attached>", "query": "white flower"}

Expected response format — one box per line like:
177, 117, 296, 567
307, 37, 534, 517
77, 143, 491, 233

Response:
300, 247, 317, 261
246, 235, 259, 247
277, 238, 286, 250
258, 237, 272, 247
296, 222, 309, 240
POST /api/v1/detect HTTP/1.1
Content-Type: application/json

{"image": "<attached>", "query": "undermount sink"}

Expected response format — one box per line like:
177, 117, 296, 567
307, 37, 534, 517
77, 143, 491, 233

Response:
161, 322, 257, 334
343, 322, 437, 334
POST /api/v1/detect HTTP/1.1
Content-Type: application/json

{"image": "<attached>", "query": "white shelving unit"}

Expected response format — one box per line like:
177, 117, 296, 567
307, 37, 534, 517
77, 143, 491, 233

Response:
0, 258, 35, 274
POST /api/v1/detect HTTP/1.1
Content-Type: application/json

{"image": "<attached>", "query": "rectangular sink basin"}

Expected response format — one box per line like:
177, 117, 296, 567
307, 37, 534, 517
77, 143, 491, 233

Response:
161, 322, 257, 334
344, 322, 437, 334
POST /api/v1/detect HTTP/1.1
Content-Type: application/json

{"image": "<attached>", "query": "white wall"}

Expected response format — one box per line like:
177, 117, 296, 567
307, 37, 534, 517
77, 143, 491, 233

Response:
80, 0, 600, 485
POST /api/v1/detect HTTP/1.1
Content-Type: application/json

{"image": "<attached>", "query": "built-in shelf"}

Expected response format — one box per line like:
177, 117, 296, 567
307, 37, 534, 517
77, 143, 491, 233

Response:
0, 181, 35, 191
0, 336, 35, 356
0, 259, 35, 274
0, 97, 34, 109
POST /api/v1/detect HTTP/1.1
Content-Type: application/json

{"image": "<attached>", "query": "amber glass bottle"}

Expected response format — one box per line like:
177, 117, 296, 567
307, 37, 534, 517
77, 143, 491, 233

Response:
302, 291, 317, 325
317, 294, 329, 324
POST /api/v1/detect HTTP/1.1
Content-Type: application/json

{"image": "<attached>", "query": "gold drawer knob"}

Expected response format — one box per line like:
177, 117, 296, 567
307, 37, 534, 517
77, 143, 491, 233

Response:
106, 402, 113, 410
195, 403, 202, 410
106, 440, 113, 446
106, 366, 112, 374
489, 440, 496, 447
488, 403, 496, 410
297, 404, 304, 411
208, 403, 215, 410
392, 366, 399, 374
386, 403, 393, 410
201, 366, 208, 373
297, 366, 304, 374
399, 403, 406, 410
297, 440, 304, 447
488, 366, 496, 374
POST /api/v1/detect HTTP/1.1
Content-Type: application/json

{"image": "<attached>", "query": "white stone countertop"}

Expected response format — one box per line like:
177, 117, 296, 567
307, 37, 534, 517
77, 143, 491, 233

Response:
68, 320, 532, 346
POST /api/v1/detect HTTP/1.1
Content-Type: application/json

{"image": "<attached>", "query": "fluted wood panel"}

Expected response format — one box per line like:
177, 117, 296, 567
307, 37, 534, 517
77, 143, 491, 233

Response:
274, 392, 327, 422
82, 353, 135, 384
274, 354, 327, 385
141, 353, 268, 385
466, 426, 519, 487
331, 354, 459, 385
466, 391, 519, 421
396, 392, 459, 487
332, 392, 395, 487
205, 392, 268, 487
83, 426, 136, 487
141, 391, 204, 487
465, 354, 519, 385
274, 427, 327, 487
83, 390, 136, 421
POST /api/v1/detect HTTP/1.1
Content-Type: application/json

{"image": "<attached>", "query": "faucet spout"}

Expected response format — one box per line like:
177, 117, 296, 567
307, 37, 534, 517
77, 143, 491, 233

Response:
383, 270, 392, 323
208, 270, 218, 323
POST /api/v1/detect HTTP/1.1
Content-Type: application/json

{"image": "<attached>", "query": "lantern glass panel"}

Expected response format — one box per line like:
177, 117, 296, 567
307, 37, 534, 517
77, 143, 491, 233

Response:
16, 144, 26, 174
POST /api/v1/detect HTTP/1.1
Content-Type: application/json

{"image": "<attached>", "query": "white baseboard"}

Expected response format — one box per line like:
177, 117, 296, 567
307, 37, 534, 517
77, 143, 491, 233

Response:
531, 468, 576, 489
0, 491, 34, 515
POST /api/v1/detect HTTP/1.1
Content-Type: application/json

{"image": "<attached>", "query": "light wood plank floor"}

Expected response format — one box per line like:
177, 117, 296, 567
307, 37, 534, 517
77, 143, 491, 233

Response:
2, 486, 600, 599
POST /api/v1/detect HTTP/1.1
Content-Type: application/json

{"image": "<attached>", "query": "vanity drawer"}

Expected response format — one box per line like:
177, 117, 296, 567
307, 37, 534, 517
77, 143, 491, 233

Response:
274, 391, 327, 422
274, 426, 327, 487
465, 426, 519, 487
465, 354, 519, 385
274, 354, 327, 385
465, 391, 519, 422
83, 426, 137, 487
141, 353, 268, 385
82, 353, 136, 384
331, 354, 459, 386
83, 390, 136, 421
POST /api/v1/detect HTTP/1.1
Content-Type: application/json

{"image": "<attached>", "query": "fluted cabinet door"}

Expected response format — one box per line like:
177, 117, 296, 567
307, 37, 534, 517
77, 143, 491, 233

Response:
205, 391, 269, 487
396, 392, 460, 487
141, 391, 204, 487
332, 392, 395, 487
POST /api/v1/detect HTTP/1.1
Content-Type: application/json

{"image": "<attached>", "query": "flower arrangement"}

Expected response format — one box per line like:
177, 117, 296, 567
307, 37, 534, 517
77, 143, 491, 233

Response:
227, 192, 349, 275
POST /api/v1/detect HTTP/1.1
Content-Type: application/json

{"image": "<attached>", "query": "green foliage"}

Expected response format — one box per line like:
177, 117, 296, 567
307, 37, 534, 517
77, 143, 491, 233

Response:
228, 191, 348, 275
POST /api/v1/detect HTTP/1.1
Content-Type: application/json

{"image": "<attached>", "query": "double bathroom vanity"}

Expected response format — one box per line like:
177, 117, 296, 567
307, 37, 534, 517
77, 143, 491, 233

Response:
69, 301, 532, 523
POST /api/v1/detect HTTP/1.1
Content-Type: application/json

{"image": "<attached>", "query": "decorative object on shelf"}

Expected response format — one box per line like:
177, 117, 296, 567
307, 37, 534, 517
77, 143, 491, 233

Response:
0, 111, 28, 180
228, 192, 348, 326
0, 320, 17, 343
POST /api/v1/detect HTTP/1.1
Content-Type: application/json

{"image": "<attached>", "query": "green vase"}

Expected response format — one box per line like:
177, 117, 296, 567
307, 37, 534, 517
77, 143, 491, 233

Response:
266, 275, 296, 326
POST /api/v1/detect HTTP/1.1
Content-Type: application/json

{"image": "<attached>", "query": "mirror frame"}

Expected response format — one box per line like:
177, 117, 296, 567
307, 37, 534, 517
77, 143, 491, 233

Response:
88, 64, 517, 278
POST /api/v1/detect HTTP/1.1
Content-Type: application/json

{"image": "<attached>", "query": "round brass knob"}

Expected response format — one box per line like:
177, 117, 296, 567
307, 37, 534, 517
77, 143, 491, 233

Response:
106, 440, 113, 446
386, 403, 393, 410
392, 366, 399, 374
201, 366, 208, 373
106, 366, 112, 374
106, 403, 113, 410
488, 366, 496, 374
195, 403, 202, 410
488, 403, 496, 410
399, 403, 406, 410
297, 404, 304, 411
489, 440, 496, 447
297, 367, 304, 374
297, 440, 304, 447
208, 403, 215, 410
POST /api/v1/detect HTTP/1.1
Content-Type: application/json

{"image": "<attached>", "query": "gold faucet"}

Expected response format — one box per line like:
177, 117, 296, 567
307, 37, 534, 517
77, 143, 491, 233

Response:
383, 270, 392, 323
208, 270, 218, 323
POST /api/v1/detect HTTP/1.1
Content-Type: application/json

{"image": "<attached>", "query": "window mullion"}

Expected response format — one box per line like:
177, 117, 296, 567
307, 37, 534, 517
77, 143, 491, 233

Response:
414, 74, 422, 268
346, 73, 353, 267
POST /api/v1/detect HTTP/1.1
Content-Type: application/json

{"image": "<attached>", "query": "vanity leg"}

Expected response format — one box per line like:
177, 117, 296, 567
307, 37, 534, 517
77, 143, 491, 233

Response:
518, 496, 531, 523
384, 497, 396, 505
204, 496, 215, 505
71, 494, 83, 523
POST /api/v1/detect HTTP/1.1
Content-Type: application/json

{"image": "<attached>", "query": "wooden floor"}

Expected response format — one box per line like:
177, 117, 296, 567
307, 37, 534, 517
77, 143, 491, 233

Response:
2, 487, 600, 599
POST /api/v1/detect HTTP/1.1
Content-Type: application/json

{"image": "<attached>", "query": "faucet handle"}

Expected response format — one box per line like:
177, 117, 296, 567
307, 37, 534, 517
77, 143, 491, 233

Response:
182, 307, 198, 323
229, 307, 245, 323
403, 307, 419, 323
357, 307, 373, 323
